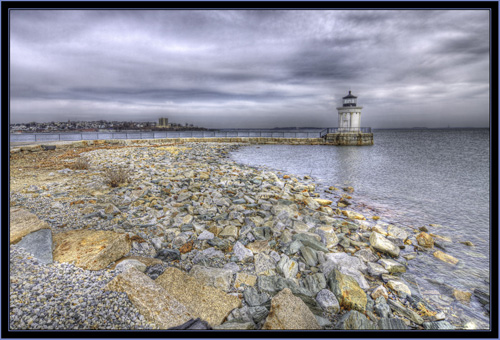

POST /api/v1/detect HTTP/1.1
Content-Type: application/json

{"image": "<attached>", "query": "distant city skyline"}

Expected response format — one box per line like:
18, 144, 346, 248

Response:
10, 9, 490, 128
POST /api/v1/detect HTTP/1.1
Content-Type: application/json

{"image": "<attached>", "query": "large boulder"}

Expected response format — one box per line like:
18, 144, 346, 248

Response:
16, 229, 53, 264
327, 269, 367, 312
262, 288, 321, 330
369, 232, 400, 257
105, 267, 193, 329
52, 229, 131, 270
156, 267, 241, 326
10, 208, 51, 244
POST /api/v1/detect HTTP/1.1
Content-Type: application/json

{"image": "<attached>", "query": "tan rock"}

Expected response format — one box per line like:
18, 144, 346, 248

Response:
342, 210, 366, 220
10, 208, 51, 244
371, 285, 388, 300
433, 250, 459, 265
218, 225, 239, 238
105, 267, 193, 329
328, 269, 367, 312
387, 280, 412, 297
453, 289, 472, 303
416, 232, 434, 248
246, 240, 271, 254
262, 288, 321, 330
155, 267, 241, 326
234, 272, 257, 288
314, 198, 333, 206
53, 229, 131, 270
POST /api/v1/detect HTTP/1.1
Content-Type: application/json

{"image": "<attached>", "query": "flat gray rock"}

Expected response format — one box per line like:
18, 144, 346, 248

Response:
17, 228, 53, 264
378, 317, 408, 330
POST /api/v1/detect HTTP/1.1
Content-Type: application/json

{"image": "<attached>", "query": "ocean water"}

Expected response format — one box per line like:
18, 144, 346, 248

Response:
231, 128, 490, 328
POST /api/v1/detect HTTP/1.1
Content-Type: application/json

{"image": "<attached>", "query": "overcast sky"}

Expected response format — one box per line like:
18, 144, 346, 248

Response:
10, 9, 490, 128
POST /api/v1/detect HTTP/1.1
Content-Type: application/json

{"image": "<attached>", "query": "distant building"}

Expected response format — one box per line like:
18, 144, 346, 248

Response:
158, 117, 169, 127
337, 91, 362, 133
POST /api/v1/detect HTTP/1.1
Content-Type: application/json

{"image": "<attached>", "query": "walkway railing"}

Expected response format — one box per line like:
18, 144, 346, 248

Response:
10, 127, 373, 143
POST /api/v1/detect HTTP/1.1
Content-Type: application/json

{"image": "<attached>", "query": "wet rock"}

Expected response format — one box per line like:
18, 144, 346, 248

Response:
343, 186, 354, 193
387, 299, 423, 325
156, 248, 181, 262
416, 232, 434, 248
53, 229, 130, 270
336, 310, 376, 330
342, 210, 366, 220
189, 265, 233, 292
433, 250, 459, 265
369, 232, 400, 257
378, 318, 408, 330
105, 268, 193, 328
316, 288, 340, 313
403, 252, 418, 260
387, 225, 408, 241
156, 267, 241, 326
10, 208, 51, 244
453, 289, 472, 304
327, 269, 367, 312
262, 288, 321, 330
16, 228, 53, 265
378, 258, 406, 273
422, 321, 455, 330
387, 280, 412, 298
473, 288, 489, 305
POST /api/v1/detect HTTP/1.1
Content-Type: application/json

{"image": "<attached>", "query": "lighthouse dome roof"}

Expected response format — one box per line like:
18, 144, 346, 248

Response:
343, 90, 357, 99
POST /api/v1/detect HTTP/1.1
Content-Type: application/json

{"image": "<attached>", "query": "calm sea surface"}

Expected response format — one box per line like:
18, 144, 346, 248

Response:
231, 128, 490, 328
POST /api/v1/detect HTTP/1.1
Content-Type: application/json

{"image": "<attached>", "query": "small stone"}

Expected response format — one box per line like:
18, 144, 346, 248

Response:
233, 241, 254, 262
116, 259, 147, 273
371, 285, 389, 300
197, 230, 215, 240
378, 258, 406, 273
235, 272, 257, 289
416, 232, 434, 248
433, 250, 459, 265
387, 280, 412, 297
276, 255, 298, 279
369, 232, 400, 257
316, 289, 340, 314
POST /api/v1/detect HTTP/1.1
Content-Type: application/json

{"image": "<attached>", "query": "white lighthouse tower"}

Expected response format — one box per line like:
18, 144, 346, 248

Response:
337, 90, 362, 133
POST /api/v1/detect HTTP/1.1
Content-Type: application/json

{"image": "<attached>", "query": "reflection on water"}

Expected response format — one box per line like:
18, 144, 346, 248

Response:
231, 129, 490, 329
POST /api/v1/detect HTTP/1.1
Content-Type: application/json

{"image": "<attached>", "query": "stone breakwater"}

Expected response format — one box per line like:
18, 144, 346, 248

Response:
9, 140, 487, 330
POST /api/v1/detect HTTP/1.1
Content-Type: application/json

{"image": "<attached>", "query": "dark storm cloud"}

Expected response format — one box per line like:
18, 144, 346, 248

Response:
10, 9, 490, 128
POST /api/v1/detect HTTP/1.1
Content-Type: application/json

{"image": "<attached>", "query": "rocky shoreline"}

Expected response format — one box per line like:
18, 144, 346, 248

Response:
9, 140, 490, 330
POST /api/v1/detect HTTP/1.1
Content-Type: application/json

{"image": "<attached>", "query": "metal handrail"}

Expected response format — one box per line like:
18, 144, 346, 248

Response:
11, 127, 373, 143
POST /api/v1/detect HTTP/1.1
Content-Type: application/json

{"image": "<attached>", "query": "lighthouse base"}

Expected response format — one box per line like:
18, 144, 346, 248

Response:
324, 133, 374, 146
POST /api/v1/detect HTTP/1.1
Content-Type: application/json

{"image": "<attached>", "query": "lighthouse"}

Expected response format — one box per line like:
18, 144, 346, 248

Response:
337, 90, 362, 133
